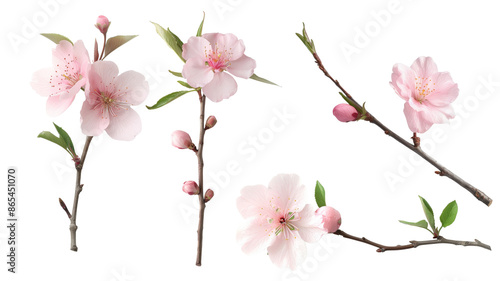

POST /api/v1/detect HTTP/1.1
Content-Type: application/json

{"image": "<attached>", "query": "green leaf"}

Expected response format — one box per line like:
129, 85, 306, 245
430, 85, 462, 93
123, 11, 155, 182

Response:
398, 220, 429, 229
53, 123, 75, 155
151, 22, 185, 62
315, 181, 326, 208
419, 196, 436, 232
196, 12, 205, 37
440, 200, 458, 228
37, 131, 67, 151
249, 73, 279, 86
103, 35, 138, 59
177, 81, 193, 89
146, 90, 195, 110
169, 70, 183, 78
40, 33, 73, 45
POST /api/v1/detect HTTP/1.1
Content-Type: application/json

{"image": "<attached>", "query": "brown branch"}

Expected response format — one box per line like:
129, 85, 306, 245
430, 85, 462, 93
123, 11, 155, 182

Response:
69, 136, 93, 251
311, 52, 493, 207
334, 229, 491, 252
196, 93, 207, 266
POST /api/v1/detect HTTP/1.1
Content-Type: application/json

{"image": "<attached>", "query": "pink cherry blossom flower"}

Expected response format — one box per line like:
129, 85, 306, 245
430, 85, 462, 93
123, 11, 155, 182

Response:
237, 174, 327, 269
182, 33, 256, 102
390, 56, 459, 133
80, 61, 149, 141
31, 40, 90, 116
332, 103, 358, 122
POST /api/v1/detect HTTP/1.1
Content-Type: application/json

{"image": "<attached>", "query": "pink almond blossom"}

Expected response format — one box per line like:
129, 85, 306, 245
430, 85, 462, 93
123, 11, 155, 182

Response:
333, 103, 358, 122
31, 40, 90, 116
182, 33, 256, 102
390, 56, 459, 133
80, 61, 149, 141
237, 174, 327, 269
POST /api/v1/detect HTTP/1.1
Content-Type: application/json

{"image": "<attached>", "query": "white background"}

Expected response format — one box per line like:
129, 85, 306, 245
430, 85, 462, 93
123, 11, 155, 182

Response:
1, 0, 499, 280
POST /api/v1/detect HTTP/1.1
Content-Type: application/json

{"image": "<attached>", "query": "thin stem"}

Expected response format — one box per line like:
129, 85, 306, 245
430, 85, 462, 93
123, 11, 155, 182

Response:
69, 136, 93, 251
334, 229, 491, 252
99, 34, 107, 61
196, 93, 207, 266
312, 52, 493, 206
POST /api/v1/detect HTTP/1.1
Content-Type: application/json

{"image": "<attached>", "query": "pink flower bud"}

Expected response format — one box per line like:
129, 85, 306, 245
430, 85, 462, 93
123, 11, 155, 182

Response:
172, 130, 194, 149
315, 206, 341, 233
95, 15, 110, 35
204, 189, 214, 202
332, 104, 358, 122
205, 115, 217, 129
182, 181, 199, 195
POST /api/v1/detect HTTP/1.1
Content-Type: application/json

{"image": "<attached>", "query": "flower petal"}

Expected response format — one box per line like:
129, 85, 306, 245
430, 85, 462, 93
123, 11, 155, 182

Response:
294, 204, 327, 243
389, 63, 415, 100
113, 71, 150, 105
267, 235, 307, 270
182, 36, 211, 61
268, 174, 306, 213
182, 58, 214, 88
237, 216, 275, 254
31, 68, 58, 97
425, 72, 459, 107
105, 107, 142, 141
80, 99, 109, 136
89, 61, 119, 94
203, 33, 245, 61
202, 72, 237, 102
227, 54, 256, 79
46, 79, 86, 116
403, 102, 434, 133
237, 184, 274, 219
411, 56, 438, 79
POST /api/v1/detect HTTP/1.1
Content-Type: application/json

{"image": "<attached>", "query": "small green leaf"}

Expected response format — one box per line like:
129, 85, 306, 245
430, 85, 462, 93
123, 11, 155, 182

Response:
151, 22, 185, 63
169, 70, 183, 78
398, 220, 429, 229
146, 90, 196, 110
177, 81, 193, 88
53, 123, 75, 155
40, 33, 73, 45
38, 131, 67, 151
315, 181, 326, 208
196, 12, 205, 37
249, 73, 279, 86
440, 200, 458, 228
419, 196, 436, 232
103, 35, 138, 59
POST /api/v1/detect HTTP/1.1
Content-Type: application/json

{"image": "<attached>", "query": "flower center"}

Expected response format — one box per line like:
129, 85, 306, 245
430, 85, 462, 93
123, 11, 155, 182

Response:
415, 76, 436, 102
271, 209, 299, 238
205, 43, 231, 73
92, 90, 128, 118
279, 217, 286, 224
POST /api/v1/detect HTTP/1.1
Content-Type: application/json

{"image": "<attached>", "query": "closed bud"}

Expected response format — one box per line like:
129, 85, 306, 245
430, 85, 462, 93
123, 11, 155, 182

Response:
205, 115, 217, 129
182, 181, 199, 195
95, 15, 110, 35
333, 103, 358, 122
204, 189, 214, 202
315, 206, 342, 233
172, 130, 195, 150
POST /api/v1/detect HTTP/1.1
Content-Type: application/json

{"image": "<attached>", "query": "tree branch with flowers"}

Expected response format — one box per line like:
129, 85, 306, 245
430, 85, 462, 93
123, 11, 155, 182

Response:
33, 16, 149, 251
147, 14, 276, 266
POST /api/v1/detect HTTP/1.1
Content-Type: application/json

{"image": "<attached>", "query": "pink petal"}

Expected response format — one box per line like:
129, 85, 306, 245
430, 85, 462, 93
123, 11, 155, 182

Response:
403, 102, 434, 133
227, 54, 256, 79
182, 58, 214, 88
410, 56, 438, 79
105, 107, 142, 141
268, 174, 306, 213
182, 36, 211, 61
113, 71, 150, 105
267, 235, 307, 270
52, 40, 74, 67
237, 217, 275, 254
389, 63, 414, 100
31, 68, 57, 97
80, 99, 109, 136
46, 79, 86, 116
294, 204, 327, 243
73, 40, 90, 71
425, 72, 459, 107
237, 185, 274, 219
202, 72, 237, 102
89, 61, 119, 93
203, 33, 245, 61
420, 103, 455, 124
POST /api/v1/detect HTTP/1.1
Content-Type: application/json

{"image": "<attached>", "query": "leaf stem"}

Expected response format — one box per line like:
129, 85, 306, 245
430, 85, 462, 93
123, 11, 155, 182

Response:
99, 34, 106, 61
333, 229, 491, 252
310, 52, 493, 206
195, 92, 207, 266
69, 136, 93, 251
